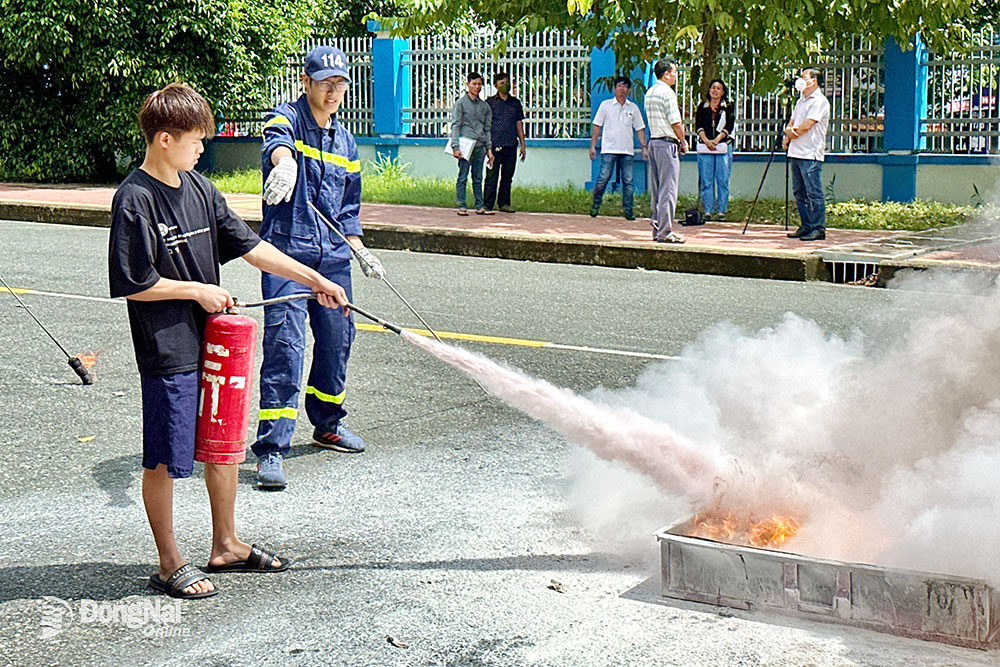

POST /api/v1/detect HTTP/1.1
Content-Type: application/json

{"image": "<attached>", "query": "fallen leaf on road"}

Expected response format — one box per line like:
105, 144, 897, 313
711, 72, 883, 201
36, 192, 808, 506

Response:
386, 635, 409, 649
547, 579, 567, 593
77, 435, 96, 442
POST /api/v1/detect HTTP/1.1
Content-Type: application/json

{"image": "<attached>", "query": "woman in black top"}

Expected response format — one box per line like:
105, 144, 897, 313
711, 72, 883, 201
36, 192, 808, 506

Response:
695, 79, 736, 220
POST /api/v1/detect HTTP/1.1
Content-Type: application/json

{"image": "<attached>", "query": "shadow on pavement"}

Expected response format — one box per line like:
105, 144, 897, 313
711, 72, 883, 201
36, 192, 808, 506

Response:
92, 454, 141, 507
0, 562, 152, 603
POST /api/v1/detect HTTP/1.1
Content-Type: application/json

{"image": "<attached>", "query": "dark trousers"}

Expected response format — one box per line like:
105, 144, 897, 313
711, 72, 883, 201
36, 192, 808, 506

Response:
484, 145, 518, 210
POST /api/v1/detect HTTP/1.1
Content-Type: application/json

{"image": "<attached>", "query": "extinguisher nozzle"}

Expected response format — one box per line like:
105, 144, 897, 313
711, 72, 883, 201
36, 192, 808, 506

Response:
346, 303, 402, 335
68, 356, 95, 385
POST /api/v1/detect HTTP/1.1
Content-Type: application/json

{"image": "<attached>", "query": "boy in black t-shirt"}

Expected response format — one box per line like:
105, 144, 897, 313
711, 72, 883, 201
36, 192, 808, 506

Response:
109, 83, 350, 599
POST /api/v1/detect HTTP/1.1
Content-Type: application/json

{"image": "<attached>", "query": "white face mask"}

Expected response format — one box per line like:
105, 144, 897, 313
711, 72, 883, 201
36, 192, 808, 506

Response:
794, 77, 808, 93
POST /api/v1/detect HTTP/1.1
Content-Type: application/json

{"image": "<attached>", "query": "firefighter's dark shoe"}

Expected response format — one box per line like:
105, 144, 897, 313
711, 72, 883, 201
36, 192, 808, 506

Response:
256, 453, 287, 490
312, 425, 366, 453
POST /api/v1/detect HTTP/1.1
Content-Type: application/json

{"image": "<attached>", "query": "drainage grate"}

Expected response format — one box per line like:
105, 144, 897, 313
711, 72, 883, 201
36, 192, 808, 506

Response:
826, 261, 881, 286
657, 523, 1000, 649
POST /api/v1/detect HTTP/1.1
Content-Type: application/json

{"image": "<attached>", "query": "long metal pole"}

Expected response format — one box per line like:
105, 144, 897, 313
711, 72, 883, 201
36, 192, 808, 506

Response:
305, 202, 489, 396
306, 201, 447, 345
0, 275, 94, 384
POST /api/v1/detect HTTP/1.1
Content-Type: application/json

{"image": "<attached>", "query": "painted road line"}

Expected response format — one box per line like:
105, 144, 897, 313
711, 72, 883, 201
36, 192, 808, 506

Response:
2, 287, 120, 305
356, 323, 681, 361
4, 286, 679, 361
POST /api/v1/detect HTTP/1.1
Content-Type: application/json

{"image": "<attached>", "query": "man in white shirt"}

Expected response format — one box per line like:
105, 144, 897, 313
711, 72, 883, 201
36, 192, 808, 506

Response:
783, 68, 831, 241
644, 59, 687, 244
588, 76, 648, 220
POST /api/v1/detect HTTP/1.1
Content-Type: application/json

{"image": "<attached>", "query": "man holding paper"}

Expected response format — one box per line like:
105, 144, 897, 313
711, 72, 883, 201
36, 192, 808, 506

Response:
449, 71, 494, 215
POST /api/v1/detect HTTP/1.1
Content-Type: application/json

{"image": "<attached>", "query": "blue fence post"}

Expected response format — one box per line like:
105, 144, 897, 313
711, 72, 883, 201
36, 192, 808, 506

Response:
587, 47, 615, 193
881, 36, 927, 202
369, 20, 410, 161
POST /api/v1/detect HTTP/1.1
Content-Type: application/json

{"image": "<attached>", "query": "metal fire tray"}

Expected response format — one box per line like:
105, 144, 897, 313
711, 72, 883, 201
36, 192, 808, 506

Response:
656, 521, 1000, 649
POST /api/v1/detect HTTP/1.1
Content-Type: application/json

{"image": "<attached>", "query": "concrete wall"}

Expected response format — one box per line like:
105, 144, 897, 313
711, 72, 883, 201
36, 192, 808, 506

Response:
917, 163, 1000, 205
207, 137, 999, 203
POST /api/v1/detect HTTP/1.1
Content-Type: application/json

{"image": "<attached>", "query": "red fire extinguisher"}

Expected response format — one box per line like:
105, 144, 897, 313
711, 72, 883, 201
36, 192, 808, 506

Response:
195, 313, 258, 465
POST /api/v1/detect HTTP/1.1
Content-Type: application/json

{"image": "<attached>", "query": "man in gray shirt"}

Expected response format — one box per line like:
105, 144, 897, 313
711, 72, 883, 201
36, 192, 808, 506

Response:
450, 71, 495, 215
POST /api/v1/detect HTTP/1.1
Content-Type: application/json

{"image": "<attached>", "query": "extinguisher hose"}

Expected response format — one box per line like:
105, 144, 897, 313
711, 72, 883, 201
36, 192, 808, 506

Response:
233, 294, 402, 335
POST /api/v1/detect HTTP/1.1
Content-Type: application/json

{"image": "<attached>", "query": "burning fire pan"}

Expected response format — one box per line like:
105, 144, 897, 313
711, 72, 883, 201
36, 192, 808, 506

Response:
656, 519, 1000, 649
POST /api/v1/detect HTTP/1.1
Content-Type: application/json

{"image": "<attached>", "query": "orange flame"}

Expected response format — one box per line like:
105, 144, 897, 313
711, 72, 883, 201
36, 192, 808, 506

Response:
688, 510, 801, 549
75, 351, 99, 369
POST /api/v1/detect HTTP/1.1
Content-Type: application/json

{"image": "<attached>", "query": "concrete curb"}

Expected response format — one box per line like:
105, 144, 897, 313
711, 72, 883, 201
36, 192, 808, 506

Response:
0, 199, 827, 283
365, 225, 831, 282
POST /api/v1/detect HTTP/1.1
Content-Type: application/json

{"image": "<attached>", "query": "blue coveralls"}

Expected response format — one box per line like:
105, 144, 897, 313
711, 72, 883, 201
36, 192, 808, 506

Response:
252, 95, 363, 458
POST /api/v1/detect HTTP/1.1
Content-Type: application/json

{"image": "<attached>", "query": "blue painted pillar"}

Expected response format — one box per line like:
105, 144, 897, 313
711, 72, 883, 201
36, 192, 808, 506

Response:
369, 21, 410, 161
881, 36, 927, 202
587, 47, 615, 192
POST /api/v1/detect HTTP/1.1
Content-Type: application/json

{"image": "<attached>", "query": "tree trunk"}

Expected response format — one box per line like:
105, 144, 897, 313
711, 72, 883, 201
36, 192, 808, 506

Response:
700, 15, 720, 100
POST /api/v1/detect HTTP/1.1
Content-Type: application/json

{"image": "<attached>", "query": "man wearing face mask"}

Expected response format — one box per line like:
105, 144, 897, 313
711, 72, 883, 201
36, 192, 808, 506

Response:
484, 72, 526, 213
783, 68, 831, 242
253, 46, 384, 489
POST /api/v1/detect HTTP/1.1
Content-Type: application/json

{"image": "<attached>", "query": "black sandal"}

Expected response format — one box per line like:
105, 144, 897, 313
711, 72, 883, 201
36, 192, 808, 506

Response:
204, 544, 292, 573
149, 563, 218, 599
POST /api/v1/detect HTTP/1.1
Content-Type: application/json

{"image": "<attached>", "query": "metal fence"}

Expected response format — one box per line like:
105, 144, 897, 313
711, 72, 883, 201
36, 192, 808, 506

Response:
220, 30, 1000, 156
661, 36, 883, 153
220, 36, 374, 138
403, 31, 591, 138
923, 27, 1000, 153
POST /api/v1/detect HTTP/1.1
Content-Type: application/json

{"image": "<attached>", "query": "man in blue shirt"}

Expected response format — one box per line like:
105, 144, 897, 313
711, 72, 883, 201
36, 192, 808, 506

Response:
484, 71, 526, 213
253, 46, 385, 489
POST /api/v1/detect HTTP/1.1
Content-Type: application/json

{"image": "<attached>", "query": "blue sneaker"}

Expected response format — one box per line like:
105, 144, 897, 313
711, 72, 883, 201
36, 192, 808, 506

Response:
256, 452, 287, 489
312, 424, 366, 453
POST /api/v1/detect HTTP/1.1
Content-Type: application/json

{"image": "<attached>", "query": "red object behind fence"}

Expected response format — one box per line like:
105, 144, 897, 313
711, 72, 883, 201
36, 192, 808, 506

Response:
195, 313, 258, 465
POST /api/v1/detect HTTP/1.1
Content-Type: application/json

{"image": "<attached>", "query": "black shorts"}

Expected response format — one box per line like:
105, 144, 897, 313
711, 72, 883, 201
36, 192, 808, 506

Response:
141, 370, 198, 478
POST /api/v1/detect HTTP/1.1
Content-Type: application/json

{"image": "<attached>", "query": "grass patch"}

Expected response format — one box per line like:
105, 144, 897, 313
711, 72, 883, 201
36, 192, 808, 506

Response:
210, 164, 977, 232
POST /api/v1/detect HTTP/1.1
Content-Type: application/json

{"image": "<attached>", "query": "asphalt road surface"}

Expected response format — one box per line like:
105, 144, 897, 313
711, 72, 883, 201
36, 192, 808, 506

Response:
0, 220, 995, 666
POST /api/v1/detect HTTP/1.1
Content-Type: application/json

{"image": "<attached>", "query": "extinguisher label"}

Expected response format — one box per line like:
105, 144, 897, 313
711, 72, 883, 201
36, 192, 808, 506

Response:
204, 360, 223, 371
206, 343, 230, 357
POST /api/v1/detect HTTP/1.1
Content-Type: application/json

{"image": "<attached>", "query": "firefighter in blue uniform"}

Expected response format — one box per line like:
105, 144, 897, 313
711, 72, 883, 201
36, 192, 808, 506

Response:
253, 46, 384, 489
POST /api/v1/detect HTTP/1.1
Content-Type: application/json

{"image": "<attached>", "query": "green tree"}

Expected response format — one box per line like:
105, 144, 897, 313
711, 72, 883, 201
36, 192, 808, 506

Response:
313, 0, 399, 37
0, 0, 317, 182
389, 0, 982, 97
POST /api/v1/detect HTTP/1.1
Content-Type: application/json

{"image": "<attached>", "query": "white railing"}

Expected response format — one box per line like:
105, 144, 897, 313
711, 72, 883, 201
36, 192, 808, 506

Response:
221, 36, 374, 138
923, 27, 1000, 154
660, 36, 883, 154
402, 30, 591, 139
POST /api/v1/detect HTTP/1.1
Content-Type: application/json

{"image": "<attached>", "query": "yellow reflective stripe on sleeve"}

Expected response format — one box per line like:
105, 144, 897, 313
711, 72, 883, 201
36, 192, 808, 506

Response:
263, 115, 293, 130
306, 386, 346, 404
293, 140, 361, 172
259, 407, 298, 420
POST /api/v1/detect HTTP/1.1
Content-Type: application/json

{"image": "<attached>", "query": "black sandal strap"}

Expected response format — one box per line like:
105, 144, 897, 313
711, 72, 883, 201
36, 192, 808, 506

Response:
165, 563, 209, 593
247, 544, 274, 570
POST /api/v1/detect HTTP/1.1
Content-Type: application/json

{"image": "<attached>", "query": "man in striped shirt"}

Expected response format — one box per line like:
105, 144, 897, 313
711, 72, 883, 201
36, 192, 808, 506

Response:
644, 59, 687, 244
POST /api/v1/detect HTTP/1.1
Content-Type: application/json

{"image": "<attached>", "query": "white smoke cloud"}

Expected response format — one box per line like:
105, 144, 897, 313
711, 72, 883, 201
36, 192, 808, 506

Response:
579, 269, 1000, 584
404, 271, 1000, 584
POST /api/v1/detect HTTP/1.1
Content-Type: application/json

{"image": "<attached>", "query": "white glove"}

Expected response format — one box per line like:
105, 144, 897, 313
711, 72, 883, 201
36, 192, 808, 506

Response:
355, 247, 385, 280
263, 156, 297, 205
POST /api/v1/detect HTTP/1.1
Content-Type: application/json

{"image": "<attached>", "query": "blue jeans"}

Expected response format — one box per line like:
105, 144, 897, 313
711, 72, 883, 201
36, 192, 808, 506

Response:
789, 157, 825, 232
696, 145, 732, 214
592, 153, 634, 215
254, 261, 354, 459
456, 143, 486, 209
